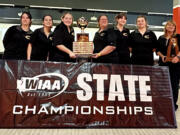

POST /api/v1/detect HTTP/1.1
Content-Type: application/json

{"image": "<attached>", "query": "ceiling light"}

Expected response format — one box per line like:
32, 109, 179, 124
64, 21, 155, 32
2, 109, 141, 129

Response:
30, 5, 72, 10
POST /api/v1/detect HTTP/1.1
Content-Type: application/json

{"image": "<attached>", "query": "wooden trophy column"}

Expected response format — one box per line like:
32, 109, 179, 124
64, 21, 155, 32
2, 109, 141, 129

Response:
166, 37, 179, 62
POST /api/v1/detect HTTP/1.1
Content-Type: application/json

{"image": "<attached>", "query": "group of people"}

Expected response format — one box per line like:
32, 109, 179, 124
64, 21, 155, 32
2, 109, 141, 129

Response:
2, 11, 180, 111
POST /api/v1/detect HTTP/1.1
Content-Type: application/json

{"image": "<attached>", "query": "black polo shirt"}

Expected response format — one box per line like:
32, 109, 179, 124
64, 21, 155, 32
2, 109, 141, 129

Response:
93, 28, 118, 64
157, 34, 180, 65
114, 27, 131, 64
51, 22, 74, 62
30, 28, 53, 61
3, 25, 32, 60
129, 29, 157, 65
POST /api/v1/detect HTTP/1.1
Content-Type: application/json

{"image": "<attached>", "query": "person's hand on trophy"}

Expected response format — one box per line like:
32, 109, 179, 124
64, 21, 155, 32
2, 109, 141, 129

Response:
91, 52, 101, 58
69, 51, 76, 59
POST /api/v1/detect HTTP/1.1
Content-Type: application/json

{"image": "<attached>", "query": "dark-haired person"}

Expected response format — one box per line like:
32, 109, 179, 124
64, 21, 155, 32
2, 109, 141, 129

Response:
3, 11, 33, 60
50, 12, 76, 62
27, 15, 53, 61
129, 15, 158, 65
114, 13, 131, 64
157, 20, 180, 111
92, 15, 118, 64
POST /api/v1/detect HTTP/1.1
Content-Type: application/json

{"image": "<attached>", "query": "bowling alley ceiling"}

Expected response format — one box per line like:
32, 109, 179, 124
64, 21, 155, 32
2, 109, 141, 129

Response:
0, 0, 173, 30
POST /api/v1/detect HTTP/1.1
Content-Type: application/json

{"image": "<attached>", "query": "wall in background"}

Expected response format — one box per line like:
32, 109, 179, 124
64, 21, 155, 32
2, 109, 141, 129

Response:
0, 0, 173, 13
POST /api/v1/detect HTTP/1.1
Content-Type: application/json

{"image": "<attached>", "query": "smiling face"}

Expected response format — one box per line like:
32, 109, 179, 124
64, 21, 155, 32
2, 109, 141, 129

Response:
136, 17, 147, 29
117, 16, 127, 26
21, 13, 31, 26
165, 22, 176, 33
62, 13, 73, 27
98, 15, 108, 29
43, 15, 53, 28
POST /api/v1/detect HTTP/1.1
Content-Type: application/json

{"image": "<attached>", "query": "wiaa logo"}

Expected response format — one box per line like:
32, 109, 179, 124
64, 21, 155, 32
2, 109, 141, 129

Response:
17, 73, 69, 99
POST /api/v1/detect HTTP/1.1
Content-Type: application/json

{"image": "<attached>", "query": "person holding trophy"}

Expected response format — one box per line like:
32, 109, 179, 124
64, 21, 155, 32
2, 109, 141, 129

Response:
92, 15, 118, 63
51, 12, 76, 62
157, 20, 180, 111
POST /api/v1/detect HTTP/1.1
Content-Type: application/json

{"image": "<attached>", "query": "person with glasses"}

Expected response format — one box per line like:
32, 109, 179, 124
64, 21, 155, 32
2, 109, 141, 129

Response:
92, 15, 118, 64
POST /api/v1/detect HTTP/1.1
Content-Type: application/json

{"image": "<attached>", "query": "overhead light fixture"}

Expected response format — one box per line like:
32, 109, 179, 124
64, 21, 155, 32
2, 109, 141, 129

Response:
162, 21, 167, 26
0, 3, 14, 7
1, 17, 19, 20
148, 12, 173, 16
18, 12, 22, 17
148, 25, 164, 29
30, 5, 72, 10
90, 16, 97, 21
87, 8, 127, 13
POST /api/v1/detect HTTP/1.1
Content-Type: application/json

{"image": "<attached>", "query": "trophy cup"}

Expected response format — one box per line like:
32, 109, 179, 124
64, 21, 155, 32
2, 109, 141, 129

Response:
73, 17, 93, 59
165, 37, 179, 62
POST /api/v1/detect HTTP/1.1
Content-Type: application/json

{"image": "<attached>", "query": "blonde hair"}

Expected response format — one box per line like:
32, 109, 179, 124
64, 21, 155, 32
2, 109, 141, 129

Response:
164, 20, 176, 37
61, 12, 73, 25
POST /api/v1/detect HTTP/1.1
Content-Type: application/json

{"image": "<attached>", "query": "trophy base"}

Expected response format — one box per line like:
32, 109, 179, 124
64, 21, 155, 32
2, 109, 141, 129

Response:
76, 54, 93, 58
73, 42, 94, 58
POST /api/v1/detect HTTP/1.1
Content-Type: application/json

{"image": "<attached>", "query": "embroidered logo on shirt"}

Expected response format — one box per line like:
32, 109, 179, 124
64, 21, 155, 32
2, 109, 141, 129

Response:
100, 32, 105, 37
49, 37, 53, 41
25, 35, 31, 40
144, 35, 150, 39
123, 33, 128, 36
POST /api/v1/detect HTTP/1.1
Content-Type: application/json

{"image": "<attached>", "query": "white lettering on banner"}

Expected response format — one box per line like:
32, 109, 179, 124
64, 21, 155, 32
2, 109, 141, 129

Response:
12, 105, 153, 115
106, 106, 115, 115
139, 76, 152, 102
77, 74, 152, 102
50, 106, 63, 114
108, 75, 125, 101
17, 73, 152, 102
17, 73, 69, 99
37, 106, 49, 114
93, 74, 108, 101
25, 105, 36, 114
13, 105, 23, 114
124, 75, 138, 101
77, 73, 93, 101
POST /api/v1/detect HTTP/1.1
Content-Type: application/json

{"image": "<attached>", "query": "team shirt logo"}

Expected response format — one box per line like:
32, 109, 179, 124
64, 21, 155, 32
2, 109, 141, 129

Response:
25, 35, 31, 40
144, 35, 150, 39
123, 33, 128, 36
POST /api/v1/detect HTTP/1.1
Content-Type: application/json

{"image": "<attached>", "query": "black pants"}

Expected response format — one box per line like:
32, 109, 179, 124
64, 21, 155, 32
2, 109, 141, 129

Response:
169, 63, 180, 109
160, 62, 180, 109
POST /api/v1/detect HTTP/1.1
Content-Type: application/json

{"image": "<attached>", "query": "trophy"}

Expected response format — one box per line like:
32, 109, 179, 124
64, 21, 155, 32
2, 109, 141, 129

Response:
73, 17, 93, 58
165, 37, 179, 62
